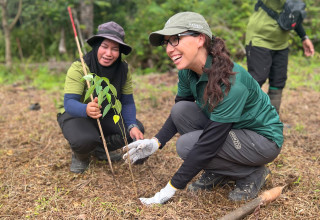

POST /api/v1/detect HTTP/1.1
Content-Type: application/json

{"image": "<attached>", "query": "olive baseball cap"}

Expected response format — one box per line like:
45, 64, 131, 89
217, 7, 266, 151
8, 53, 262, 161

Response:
149, 11, 212, 46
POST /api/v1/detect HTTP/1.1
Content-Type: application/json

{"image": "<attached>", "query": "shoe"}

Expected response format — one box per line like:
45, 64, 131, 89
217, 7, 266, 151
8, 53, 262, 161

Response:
188, 171, 229, 191
228, 166, 271, 201
70, 153, 90, 173
94, 147, 122, 162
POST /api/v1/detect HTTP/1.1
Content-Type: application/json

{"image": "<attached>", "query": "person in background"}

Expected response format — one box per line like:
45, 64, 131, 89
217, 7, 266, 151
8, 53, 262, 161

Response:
246, 0, 314, 113
57, 21, 144, 173
123, 12, 283, 205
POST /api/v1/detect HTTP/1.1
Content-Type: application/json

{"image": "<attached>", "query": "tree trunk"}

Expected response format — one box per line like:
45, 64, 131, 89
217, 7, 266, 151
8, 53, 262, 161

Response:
59, 28, 67, 54
0, 0, 22, 68
80, 0, 94, 40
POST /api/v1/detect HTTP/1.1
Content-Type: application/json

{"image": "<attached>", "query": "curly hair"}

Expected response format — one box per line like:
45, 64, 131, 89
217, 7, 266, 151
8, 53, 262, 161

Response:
202, 35, 236, 111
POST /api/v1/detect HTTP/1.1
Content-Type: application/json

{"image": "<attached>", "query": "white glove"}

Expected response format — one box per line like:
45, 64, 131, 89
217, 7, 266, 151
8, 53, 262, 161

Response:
123, 138, 160, 164
139, 182, 177, 205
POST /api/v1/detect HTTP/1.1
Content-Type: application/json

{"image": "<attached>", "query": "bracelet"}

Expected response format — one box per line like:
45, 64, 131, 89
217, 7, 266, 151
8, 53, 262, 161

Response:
127, 124, 138, 131
301, 35, 309, 42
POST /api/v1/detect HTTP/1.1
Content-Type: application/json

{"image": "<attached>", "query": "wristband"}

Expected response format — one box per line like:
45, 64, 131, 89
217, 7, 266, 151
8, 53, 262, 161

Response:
152, 137, 161, 148
128, 123, 138, 131
301, 35, 309, 42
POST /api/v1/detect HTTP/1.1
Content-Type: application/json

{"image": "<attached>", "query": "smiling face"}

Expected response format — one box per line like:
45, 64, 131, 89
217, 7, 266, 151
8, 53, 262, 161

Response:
165, 33, 207, 74
97, 39, 120, 67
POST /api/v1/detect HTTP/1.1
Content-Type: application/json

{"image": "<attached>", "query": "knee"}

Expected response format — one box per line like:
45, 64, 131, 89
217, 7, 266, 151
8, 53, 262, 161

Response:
171, 101, 190, 121
176, 136, 189, 160
70, 135, 98, 154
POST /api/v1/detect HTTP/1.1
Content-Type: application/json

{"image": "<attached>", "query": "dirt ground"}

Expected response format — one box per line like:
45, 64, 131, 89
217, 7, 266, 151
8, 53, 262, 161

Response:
0, 72, 319, 219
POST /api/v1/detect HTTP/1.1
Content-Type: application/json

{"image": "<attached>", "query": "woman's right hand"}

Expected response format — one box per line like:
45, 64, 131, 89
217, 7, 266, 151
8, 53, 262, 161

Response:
86, 97, 102, 119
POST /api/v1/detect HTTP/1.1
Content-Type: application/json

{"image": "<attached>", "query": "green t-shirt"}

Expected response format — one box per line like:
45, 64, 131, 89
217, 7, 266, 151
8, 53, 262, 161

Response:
59, 61, 133, 114
246, 0, 289, 50
177, 56, 283, 147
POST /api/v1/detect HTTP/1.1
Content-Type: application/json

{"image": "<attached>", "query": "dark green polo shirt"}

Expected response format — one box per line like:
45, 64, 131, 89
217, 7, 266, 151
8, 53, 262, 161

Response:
177, 56, 283, 147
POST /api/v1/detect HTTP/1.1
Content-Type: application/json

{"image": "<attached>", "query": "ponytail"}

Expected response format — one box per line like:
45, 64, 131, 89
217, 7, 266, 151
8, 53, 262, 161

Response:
203, 36, 236, 111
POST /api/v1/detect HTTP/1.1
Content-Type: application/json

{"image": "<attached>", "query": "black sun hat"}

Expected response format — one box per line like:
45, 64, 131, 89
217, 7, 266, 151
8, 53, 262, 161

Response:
87, 21, 132, 55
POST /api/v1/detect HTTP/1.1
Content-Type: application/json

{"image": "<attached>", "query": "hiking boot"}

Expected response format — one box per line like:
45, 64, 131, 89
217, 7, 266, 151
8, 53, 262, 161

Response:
70, 153, 90, 173
228, 166, 271, 201
188, 171, 229, 191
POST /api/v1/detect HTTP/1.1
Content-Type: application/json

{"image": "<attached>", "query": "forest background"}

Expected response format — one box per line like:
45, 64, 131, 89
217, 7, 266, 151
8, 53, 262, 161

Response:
0, 0, 319, 72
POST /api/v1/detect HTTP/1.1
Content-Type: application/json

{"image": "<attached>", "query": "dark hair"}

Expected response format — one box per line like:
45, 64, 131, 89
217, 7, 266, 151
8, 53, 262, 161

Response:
202, 35, 236, 111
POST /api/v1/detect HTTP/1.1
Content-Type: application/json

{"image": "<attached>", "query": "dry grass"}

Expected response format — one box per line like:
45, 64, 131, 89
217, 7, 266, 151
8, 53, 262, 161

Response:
0, 72, 319, 219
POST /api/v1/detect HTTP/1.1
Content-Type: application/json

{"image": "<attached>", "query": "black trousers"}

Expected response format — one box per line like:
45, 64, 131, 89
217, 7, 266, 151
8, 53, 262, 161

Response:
57, 112, 144, 154
246, 42, 289, 89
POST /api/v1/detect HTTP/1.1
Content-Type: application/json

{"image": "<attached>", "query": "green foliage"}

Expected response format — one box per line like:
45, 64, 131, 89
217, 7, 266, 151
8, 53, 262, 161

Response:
286, 53, 320, 91
0, 64, 65, 91
83, 74, 121, 122
1, 0, 319, 72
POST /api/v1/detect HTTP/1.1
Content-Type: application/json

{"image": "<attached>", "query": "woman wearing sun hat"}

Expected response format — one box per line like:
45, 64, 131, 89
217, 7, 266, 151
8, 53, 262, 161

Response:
123, 12, 283, 205
57, 21, 144, 173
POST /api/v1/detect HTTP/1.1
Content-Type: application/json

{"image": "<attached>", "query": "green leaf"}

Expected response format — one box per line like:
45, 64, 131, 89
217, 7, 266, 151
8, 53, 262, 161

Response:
113, 115, 120, 124
114, 99, 122, 114
83, 74, 93, 81
84, 85, 95, 102
96, 85, 103, 95
102, 86, 110, 95
103, 104, 111, 118
98, 92, 104, 107
94, 75, 101, 85
102, 77, 110, 84
109, 84, 117, 97
106, 93, 111, 103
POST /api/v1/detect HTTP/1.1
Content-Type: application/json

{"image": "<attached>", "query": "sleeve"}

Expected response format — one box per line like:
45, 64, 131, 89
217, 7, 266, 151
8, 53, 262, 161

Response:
170, 120, 233, 189
120, 94, 137, 127
294, 22, 306, 39
64, 61, 87, 95
64, 94, 87, 117
121, 70, 133, 95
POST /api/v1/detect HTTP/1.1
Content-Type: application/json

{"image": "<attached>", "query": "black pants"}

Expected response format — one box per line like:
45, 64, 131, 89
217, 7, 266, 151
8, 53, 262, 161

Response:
57, 112, 144, 154
246, 42, 289, 89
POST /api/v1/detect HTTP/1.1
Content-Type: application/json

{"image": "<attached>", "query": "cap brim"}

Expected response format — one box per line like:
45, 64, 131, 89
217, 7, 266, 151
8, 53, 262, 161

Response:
149, 27, 188, 46
87, 35, 132, 55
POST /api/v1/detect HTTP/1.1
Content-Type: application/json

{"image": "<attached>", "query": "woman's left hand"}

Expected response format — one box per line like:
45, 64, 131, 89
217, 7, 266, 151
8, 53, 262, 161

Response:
130, 127, 144, 140
139, 182, 177, 206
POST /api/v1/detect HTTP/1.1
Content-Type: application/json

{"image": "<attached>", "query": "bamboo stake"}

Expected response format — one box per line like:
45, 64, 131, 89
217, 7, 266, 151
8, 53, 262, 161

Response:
218, 186, 285, 220
67, 6, 115, 176
119, 114, 137, 197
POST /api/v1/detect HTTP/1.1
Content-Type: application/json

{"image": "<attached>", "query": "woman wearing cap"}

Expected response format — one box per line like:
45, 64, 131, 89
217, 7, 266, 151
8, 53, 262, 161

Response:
57, 21, 144, 173
123, 12, 283, 205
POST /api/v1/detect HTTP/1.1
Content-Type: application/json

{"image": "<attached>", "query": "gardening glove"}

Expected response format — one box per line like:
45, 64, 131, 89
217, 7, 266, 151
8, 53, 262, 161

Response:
122, 138, 160, 164
139, 181, 177, 205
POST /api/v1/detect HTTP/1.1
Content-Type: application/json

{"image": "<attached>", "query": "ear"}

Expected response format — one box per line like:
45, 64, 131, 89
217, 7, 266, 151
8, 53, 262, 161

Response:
197, 34, 206, 48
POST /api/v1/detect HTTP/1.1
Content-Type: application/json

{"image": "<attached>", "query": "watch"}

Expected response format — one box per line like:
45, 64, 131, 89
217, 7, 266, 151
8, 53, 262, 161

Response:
301, 35, 309, 42
128, 123, 139, 131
